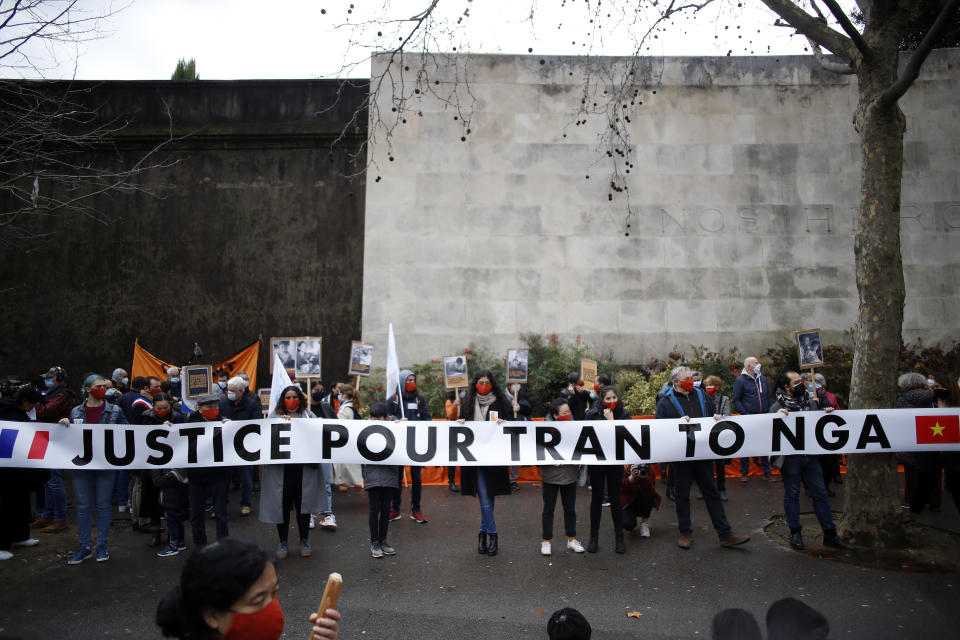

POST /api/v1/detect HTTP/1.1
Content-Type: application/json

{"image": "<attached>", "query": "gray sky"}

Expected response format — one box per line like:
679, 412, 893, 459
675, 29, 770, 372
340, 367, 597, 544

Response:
8, 0, 824, 80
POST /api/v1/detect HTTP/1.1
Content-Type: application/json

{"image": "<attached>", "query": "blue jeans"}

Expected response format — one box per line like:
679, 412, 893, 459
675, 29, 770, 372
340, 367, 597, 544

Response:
391, 466, 422, 511
321, 464, 333, 514
781, 455, 836, 531
165, 506, 188, 546
740, 456, 771, 476
42, 469, 67, 521
113, 470, 131, 506
73, 470, 117, 553
475, 468, 496, 534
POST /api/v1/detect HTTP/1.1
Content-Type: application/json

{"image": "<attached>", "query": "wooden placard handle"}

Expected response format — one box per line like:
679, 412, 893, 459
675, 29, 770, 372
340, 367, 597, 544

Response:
312, 572, 343, 632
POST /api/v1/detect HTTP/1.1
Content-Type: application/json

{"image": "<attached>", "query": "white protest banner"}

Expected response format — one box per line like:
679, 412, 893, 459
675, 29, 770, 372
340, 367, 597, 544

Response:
0, 409, 957, 470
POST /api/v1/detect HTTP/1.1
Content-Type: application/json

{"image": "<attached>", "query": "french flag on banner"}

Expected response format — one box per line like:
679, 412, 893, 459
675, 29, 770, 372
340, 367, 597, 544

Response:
0, 428, 50, 461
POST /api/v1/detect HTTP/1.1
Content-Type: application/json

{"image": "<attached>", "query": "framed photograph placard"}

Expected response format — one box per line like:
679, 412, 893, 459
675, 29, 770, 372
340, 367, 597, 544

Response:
295, 336, 322, 376
348, 341, 374, 377
258, 388, 272, 414
506, 348, 529, 384
443, 355, 469, 390
795, 329, 824, 368
184, 365, 212, 400
271, 337, 296, 373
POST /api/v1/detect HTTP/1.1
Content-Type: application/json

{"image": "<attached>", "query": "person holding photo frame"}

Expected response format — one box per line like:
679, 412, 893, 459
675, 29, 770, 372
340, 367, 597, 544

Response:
458, 370, 514, 556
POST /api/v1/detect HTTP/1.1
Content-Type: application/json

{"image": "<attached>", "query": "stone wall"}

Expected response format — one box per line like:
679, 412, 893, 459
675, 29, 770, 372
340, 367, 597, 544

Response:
1, 79, 368, 389
361, 51, 960, 365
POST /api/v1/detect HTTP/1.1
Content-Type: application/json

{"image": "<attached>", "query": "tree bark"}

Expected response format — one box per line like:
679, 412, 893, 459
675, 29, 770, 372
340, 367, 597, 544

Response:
839, 20, 910, 548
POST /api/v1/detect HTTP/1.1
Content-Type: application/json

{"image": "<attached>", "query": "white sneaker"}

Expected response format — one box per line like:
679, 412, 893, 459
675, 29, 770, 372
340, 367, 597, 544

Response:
309, 514, 317, 529
320, 514, 338, 530
118, 504, 128, 513
12, 538, 39, 548
567, 539, 585, 553
540, 540, 552, 556
639, 523, 651, 538
0, 550, 12, 560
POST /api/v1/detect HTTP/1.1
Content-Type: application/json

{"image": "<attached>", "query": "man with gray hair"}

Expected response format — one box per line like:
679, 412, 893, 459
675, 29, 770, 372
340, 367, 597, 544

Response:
656, 365, 750, 550
732, 356, 775, 483
219, 375, 262, 516
166, 366, 182, 400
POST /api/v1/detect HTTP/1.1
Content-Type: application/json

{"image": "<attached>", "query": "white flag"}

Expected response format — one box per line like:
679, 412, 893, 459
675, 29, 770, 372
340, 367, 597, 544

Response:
385, 323, 404, 418
269, 353, 294, 415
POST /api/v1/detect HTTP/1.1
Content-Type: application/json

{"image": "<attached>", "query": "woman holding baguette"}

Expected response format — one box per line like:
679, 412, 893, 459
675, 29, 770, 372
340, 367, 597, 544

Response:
156, 538, 340, 640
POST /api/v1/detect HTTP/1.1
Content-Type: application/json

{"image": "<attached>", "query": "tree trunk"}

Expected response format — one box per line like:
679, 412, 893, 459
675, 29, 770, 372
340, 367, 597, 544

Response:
839, 33, 910, 548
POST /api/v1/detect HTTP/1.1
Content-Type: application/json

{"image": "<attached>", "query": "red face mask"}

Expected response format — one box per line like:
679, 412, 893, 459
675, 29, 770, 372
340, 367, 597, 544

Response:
89, 387, 107, 400
405, 381, 417, 392
283, 397, 300, 411
704, 386, 719, 397
475, 382, 493, 396
154, 407, 171, 418
593, 383, 600, 393
603, 400, 618, 411
679, 379, 695, 393
200, 407, 220, 421
222, 596, 285, 640
149, 387, 162, 397
556, 413, 573, 421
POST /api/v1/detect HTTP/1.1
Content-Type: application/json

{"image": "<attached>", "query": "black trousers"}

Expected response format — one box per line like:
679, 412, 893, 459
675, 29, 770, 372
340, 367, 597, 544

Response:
277, 464, 309, 543
588, 466, 623, 537
367, 486, 392, 543
672, 460, 732, 538
541, 483, 577, 540
0, 470, 32, 550
622, 493, 655, 530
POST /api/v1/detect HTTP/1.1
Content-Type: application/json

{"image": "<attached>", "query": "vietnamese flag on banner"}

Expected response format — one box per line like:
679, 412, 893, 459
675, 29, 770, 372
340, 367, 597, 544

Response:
915, 415, 960, 444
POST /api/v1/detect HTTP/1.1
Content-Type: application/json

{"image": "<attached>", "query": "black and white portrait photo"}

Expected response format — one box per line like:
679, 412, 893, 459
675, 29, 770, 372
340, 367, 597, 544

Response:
444, 355, 468, 389
797, 329, 824, 367
507, 348, 529, 384
295, 337, 322, 375
349, 341, 373, 377
271, 338, 295, 372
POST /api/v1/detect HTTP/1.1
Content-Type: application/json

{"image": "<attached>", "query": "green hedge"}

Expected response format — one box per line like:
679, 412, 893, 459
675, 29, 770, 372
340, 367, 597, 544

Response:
354, 335, 960, 418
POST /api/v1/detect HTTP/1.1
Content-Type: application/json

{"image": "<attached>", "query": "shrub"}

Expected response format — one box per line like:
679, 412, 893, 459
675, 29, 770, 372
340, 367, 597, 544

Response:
622, 369, 671, 415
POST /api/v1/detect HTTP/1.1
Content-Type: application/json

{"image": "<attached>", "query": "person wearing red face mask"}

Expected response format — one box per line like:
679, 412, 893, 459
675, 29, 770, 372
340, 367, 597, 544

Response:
58, 377, 128, 564
185, 395, 232, 548
457, 370, 515, 556
583, 386, 629, 554
700, 376, 731, 501
388, 370, 431, 523
538, 399, 585, 556
156, 538, 340, 640
261, 385, 329, 560
656, 367, 750, 551
136, 393, 185, 545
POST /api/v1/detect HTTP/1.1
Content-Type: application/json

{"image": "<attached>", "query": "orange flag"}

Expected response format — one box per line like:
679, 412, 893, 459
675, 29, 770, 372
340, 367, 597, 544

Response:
131, 339, 260, 391
131, 340, 174, 381
215, 339, 260, 391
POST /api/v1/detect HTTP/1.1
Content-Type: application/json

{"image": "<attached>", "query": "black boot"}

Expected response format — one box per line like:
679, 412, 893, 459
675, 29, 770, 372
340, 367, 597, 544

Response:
587, 534, 599, 553
823, 530, 854, 551
478, 532, 488, 554
487, 533, 498, 556
614, 532, 626, 554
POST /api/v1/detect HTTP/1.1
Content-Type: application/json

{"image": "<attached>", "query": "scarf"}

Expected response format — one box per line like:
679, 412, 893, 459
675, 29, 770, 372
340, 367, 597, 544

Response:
474, 390, 497, 420
775, 387, 808, 412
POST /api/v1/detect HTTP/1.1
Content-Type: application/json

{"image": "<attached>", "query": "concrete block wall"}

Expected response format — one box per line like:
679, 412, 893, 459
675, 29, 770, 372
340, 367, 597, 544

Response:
361, 51, 960, 365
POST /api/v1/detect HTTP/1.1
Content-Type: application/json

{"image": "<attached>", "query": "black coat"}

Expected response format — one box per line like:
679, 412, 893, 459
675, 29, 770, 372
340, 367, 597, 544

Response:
458, 392, 514, 498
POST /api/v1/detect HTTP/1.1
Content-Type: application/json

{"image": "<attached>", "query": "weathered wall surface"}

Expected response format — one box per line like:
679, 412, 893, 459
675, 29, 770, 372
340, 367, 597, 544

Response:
361, 51, 959, 365
1, 80, 367, 389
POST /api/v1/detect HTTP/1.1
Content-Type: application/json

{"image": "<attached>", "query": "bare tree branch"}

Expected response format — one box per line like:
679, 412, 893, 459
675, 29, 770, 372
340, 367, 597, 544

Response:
880, 0, 960, 107
805, 36, 855, 74
820, 0, 869, 55
758, 0, 860, 64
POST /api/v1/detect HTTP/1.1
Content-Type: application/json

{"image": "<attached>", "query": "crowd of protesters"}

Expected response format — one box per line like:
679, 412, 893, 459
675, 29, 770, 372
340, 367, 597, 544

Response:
0, 355, 957, 568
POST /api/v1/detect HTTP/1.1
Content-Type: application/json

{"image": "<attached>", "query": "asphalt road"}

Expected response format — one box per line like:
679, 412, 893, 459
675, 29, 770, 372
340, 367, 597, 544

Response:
1, 474, 958, 639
